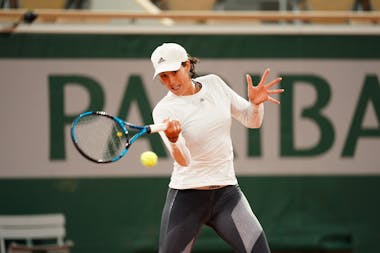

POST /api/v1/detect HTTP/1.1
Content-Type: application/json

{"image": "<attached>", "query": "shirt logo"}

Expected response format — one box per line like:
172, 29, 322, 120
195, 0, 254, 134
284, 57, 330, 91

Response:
158, 57, 166, 64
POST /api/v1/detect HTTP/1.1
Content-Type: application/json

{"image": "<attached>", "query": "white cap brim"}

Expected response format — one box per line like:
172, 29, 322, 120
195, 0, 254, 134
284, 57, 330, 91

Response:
152, 61, 182, 79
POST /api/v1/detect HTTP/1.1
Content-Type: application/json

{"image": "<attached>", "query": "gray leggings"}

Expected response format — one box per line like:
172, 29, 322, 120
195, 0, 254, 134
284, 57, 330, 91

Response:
159, 185, 271, 253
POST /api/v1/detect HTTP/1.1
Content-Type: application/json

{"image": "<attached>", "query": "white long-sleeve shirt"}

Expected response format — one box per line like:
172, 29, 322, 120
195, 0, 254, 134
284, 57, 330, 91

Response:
152, 74, 264, 189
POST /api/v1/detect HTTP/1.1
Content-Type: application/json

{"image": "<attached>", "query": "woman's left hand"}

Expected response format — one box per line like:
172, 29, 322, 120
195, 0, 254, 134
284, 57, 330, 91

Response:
247, 68, 284, 105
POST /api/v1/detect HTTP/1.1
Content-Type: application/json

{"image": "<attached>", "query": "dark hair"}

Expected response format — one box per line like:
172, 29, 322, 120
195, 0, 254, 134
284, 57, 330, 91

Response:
182, 54, 200, 78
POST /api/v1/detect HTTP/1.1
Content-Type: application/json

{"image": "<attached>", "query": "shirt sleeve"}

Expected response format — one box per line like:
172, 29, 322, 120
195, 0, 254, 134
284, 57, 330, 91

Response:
214, 75, 264, 128
152, 104, 191, 166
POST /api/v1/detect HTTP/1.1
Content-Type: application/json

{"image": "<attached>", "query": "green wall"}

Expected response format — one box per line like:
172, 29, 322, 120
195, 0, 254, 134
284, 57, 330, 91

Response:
1, 34, 380, 59
0, 177, 379, 252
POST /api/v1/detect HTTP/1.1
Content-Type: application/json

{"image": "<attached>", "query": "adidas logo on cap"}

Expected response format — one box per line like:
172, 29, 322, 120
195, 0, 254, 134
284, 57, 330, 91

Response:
158, 57, 166, 64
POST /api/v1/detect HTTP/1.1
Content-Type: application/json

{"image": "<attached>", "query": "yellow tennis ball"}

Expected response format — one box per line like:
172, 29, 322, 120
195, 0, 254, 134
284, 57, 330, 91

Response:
116, 131, 123, 137
140, 151, 158, 167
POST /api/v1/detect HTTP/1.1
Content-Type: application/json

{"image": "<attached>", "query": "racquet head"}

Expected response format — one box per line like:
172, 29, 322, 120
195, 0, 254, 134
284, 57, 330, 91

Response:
71, 111, 130, 163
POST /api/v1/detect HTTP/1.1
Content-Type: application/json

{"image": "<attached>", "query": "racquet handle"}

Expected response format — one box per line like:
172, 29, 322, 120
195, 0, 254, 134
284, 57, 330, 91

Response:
148, 123, 168, 133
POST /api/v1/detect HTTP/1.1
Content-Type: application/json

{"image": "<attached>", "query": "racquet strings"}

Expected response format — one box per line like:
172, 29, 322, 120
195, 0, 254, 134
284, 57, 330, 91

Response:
74, 115, 127, 162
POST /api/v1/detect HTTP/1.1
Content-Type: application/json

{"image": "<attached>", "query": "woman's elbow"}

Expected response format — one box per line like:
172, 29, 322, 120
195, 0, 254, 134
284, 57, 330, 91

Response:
247, 119, 263, 129
255, 119, 263, 128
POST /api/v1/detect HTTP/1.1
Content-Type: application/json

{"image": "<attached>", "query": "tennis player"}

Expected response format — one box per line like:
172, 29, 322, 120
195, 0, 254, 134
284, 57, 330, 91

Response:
151, 42, 283, 253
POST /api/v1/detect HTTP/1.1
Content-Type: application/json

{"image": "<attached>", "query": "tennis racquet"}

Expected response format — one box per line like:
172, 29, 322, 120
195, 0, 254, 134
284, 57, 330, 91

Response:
71, 111, 167, 163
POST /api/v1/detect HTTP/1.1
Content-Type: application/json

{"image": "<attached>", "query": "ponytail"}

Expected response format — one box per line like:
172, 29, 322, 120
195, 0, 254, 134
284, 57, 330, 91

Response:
182, 54, 200, 78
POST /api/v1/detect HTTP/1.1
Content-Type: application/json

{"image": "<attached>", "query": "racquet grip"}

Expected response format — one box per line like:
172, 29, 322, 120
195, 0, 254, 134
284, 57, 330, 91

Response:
148, 123, 168, 133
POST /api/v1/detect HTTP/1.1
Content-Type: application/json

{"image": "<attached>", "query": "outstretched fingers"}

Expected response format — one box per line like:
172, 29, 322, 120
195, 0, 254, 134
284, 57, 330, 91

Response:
268, 88, 284, 95
247, 69, 284, 105
263, 69, 283, 104
265, 77, 283, 89
246, 74, 254, 98
246, 74, 253, 87
268, 96, 280, 104
258, 68, 270, 86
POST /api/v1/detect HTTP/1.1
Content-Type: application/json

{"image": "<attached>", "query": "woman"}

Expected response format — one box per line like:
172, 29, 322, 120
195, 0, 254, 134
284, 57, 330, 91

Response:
151, 42, 283, 253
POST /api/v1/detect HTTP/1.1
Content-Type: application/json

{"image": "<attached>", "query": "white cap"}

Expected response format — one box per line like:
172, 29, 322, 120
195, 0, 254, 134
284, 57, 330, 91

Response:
151, 43, 188, 79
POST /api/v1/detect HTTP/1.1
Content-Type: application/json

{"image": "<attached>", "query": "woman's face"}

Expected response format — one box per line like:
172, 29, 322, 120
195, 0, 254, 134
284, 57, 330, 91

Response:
158, 61, 193, 96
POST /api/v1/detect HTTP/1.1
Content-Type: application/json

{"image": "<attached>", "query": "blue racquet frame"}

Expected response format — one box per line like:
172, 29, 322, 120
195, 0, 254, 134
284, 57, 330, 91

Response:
71, 111, 167, 163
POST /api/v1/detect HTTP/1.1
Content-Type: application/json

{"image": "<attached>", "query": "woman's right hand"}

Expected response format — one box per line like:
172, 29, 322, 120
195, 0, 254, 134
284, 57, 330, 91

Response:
164, 119, 182, 143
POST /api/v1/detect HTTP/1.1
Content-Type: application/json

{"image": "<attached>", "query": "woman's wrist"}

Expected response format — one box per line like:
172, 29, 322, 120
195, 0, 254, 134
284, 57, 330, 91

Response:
252, 102, 263, 111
